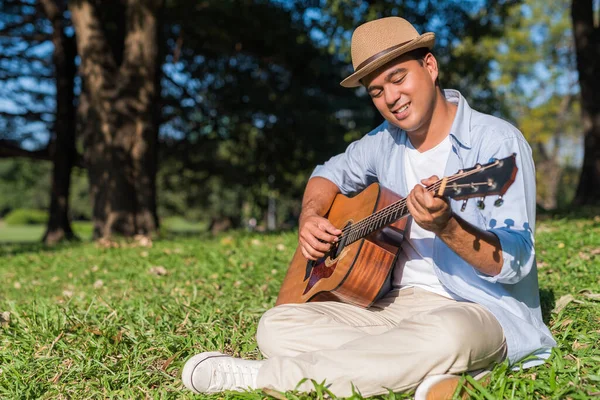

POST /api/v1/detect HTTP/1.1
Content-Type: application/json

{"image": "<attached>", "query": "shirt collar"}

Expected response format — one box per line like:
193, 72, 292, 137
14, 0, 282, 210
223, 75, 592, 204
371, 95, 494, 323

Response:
444, 89, 472, 149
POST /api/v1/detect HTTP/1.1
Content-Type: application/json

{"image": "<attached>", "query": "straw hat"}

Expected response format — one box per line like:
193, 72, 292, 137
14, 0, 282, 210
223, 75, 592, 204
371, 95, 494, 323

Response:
340, 17, 435, 88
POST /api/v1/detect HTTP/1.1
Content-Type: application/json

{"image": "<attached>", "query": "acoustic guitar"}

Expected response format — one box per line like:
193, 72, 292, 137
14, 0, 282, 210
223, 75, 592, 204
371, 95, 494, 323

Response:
276, 154, 518, 308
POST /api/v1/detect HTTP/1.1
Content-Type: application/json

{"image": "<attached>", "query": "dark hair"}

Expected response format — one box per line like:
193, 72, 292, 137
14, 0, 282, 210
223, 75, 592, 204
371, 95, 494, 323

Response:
405, 47, 441, 88
405, 47, 433, 65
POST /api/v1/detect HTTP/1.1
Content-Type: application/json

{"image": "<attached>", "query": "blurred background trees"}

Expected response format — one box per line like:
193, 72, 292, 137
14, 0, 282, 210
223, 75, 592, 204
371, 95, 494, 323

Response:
0, 0, 598, 243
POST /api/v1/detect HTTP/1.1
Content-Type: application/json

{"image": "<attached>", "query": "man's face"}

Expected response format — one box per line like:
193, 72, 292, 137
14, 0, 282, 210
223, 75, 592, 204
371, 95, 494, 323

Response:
362, 53, 438, 133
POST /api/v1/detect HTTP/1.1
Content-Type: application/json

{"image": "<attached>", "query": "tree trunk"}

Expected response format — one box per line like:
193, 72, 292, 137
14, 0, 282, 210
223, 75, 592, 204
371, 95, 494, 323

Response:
40, 0, 78, 244
536, 95, 573, 210
70, 0, 162, 239
571, 0, 600, 205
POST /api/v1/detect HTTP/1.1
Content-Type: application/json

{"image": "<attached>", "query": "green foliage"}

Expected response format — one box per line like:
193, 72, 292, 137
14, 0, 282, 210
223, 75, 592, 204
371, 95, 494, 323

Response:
160, 0, 365, 228
0, 159, 51, 216
158, 0, 525, 227
3, 208, 48, 226
0, 216, 599, 398
0, 159, 91, 221
476, 0, 581, 208
318, 0, 519, 115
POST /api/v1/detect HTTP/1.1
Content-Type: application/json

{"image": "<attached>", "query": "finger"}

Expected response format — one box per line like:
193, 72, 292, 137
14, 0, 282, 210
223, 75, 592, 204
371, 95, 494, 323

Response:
428, 196, 449, 213
318, 220, 342, 236
301, 245, 318, 261
300, 246, 313, 260
300, 237, 326, 259
306, 245, 326, 259
302, 230, 332, 252
309, 224, 340, 244
407, 191, 428, 217
411, 185, 428, 207
422, 189, 435, 208
421, 175, 440, 186
413, 185, 438, 210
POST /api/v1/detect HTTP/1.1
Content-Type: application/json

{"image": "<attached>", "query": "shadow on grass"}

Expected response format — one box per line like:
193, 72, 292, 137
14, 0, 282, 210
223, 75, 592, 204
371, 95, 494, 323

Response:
537, 205, 600, 221
0, 239, 87, 257
539, 288, 556, 325
160, 229, 211, 239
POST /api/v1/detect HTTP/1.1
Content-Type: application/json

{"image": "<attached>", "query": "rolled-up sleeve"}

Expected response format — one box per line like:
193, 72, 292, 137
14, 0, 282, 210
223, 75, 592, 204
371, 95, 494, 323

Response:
475, 134, 537, 284
310, 126, 382, 195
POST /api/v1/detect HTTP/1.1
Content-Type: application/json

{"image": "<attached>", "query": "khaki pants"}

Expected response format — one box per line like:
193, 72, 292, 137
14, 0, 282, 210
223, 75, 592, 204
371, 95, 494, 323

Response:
256, 287, 506, 397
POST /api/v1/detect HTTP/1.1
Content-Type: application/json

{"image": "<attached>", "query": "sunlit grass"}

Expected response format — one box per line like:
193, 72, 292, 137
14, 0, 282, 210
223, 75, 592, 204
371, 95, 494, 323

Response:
0, 215, 598, 399
0, 222, 92, 243
0, 218, 205, 243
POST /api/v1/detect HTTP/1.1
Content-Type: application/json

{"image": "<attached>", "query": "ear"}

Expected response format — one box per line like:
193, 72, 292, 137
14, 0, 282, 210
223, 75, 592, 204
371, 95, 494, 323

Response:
423, 53, 438, 84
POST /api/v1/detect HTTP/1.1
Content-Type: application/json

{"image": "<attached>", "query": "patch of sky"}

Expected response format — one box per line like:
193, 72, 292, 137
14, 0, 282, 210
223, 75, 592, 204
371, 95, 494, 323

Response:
543, 135, 583, 168
253, 118, 265, 129
18, 122, 50, 151
0, 98, 20, 114
25, 41, 54, 58
160, 124, 185, 141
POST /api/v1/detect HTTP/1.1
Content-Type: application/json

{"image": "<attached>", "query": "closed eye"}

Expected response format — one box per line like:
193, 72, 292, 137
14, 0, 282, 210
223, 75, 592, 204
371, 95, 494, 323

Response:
392, 75, 407, 84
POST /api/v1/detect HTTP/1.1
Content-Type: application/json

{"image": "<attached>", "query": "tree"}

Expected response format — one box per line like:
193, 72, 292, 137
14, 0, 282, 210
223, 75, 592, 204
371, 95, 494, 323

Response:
0, 0, 55, 161
69, 0, 163, 238
39, 0, 78, 244
1, 0, 543, 236
478, 0, 581, 209
571, 0, 600, 205
158, 0, 366, 229
157, 0, 524, 229
0, 0, 81, 243
312, 0, 521, 115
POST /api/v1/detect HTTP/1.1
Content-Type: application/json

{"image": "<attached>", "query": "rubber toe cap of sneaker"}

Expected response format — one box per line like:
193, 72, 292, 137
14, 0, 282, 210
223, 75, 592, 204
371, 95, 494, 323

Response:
181, 352, 224, 393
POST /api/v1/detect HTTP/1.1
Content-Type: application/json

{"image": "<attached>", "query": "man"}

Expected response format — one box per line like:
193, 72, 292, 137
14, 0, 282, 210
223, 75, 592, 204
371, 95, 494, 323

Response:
181, 17, 556, 398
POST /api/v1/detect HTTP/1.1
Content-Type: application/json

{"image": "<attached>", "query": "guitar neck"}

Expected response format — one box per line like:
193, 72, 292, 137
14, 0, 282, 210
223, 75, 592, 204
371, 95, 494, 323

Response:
342, 185, 437, 246
339, 154, 517, 247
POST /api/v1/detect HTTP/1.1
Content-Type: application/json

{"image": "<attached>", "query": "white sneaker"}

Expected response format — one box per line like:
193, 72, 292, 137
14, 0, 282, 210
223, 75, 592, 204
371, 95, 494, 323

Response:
181, 351, 264, 394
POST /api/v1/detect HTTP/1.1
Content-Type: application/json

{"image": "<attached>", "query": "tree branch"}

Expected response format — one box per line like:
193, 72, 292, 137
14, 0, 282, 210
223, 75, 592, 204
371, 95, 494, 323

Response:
0, 139, 86, 168
0, 139, 49, 160
0, 11, 39, 35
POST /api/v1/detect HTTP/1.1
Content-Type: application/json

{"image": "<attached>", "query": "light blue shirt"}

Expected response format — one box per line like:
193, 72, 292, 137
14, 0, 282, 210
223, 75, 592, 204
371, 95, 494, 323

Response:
311, 89, 556, 367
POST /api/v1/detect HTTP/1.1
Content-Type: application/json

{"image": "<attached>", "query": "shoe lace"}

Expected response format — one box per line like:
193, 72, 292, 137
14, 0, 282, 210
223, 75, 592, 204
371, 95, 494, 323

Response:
212, 359, 260, 390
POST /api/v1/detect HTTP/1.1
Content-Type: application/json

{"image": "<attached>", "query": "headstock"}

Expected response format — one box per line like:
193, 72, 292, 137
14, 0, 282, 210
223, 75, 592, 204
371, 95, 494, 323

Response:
435, 154, 518, 209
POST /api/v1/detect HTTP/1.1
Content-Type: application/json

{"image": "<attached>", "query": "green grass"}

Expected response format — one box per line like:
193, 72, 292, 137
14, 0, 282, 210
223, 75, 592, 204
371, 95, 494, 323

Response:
0, 218, 206, 243
0, 216, 599, 399
0, 222, 93, 243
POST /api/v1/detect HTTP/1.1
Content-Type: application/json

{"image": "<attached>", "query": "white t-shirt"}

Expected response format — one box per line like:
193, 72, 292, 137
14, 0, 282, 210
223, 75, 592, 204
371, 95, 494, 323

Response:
392, 135, 456, 298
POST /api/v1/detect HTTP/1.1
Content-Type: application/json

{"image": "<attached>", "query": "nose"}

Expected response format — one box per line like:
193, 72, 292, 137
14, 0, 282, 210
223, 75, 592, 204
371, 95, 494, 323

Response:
383, 85, 400, 109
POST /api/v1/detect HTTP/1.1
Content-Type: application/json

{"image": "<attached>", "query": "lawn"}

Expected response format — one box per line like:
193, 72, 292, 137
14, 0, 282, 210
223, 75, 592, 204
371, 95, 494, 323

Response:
0, 218, 204, 243
0, 214, 599, 399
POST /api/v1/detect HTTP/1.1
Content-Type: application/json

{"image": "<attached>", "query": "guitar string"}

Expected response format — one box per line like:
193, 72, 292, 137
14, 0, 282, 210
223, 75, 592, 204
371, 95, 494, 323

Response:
341, 171, 487, 241
341, 168, 495, 242
339, 164, 498, 242
346, 164, 495, 234
346, 179, 493, 239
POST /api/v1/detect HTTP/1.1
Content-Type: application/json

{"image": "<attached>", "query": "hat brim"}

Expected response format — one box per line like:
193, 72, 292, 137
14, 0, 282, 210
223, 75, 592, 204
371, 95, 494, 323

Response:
340, 32, 435, 88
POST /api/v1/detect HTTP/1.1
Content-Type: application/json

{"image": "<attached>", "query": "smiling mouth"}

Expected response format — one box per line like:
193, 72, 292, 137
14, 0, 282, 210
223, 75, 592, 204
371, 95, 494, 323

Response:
392, 102, 410, 114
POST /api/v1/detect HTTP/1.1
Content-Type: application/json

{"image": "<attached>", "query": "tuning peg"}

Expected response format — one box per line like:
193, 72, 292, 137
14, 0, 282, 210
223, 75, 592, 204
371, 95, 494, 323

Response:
461, 199, 468, 212
477, 197, 485, 210
494, 196, 504, 207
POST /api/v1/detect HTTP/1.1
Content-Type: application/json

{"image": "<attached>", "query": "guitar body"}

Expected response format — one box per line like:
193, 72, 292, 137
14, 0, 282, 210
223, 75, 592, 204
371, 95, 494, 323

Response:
276, 183, 407, 308
275, 154, 518, 309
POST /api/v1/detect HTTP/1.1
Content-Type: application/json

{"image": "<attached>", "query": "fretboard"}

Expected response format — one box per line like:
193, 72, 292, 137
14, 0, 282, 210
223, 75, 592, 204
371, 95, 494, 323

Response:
342, 197, 411, 246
